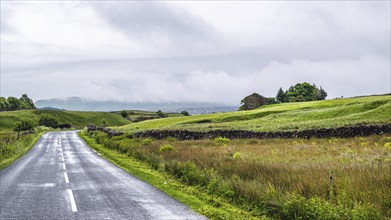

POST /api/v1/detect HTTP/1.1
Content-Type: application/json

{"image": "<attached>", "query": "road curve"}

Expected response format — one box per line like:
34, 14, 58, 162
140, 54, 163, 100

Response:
0, 131, 207, 220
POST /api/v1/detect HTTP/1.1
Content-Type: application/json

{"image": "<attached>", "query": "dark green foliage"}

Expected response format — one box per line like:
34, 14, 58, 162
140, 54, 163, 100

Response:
38, 113, 59, 128
156, 110, 168, 118
7, 97, 21, 111
120, 110, 129, 118
278, 82, 328, 103
286, 82, 319, 102
13, 119, 34, 135
238, 99, 246, 111
317, 86, 328, 100
19, 94, 35, 109
181, 111, 190, 116
0, 97, 10, 110
276, 87, 288, 103
266, 97, 279, 104
1, 94, 35, 111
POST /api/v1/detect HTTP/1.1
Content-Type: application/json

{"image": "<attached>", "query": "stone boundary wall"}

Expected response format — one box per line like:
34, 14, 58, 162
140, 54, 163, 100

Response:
87, 125, 124, 137
133, 124, 391, 140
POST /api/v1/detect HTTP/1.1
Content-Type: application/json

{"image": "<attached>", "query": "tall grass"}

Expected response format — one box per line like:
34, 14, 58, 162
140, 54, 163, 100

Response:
0, 129, 46, 170
88, 131, 391, 219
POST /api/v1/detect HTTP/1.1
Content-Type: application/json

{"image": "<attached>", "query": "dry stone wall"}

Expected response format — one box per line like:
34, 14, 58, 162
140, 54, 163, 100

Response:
134, 124, 391, 140
87, 124, 391, 140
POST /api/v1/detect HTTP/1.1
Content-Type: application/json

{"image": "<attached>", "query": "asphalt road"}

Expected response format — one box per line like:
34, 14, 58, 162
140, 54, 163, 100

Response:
0, 131, 207, 220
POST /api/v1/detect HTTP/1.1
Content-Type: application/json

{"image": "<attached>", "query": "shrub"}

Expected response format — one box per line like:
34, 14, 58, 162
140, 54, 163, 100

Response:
142, 138, 153, 145
214, 136, 230, 145
156, 110, 168, 118
160, 144, 176, 153
181, 111, 190, 116
120, 110, 129, 118
232, 152, 242, 159
14, 119, 34, 136
38, 114, 59, 128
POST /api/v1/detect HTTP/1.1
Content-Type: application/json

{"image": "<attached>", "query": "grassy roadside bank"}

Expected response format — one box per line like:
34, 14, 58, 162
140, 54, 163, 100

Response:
79, 130, 268, 220
81, 130, 390, 219
0, 130, 46, 170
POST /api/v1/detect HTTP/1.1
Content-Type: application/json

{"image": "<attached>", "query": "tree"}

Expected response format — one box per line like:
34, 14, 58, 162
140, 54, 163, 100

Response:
317, 86, 328, 100
276, 88, 287, 103
7, 97, 21, 110
238, 99, 247, 111
38, 114, 59, 128
14, 119, 34, 138
19, 94, 35, 109
156, 110, 168, 118
266, 97, 279, 104
286, 82, 318, 102
0, 97, 9, 111
120, 110, 129, 118
181, 111, 190, 116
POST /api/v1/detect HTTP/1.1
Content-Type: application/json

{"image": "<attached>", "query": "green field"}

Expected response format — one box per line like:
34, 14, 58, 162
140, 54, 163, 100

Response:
117, 95, 391, 133
85, 95, 391, 219
0, 109, 132, 131
111, 109, 183, 122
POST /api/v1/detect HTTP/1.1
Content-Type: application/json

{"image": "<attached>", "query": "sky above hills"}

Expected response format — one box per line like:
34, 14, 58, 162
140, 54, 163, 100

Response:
1, 1, 390, 104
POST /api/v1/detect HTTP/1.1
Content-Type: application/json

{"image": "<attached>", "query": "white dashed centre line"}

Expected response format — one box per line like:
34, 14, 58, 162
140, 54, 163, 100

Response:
61, 157, 64, 162
64, 172, 69, 183
63, 163, 66, 170
67, 189, 78, 212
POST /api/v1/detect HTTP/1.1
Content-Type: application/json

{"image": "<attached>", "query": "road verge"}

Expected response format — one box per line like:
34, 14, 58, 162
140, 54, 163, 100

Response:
78, 130, 269, 220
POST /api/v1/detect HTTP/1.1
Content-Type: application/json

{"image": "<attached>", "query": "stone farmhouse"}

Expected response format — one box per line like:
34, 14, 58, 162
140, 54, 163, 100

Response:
240, 93, 267, 110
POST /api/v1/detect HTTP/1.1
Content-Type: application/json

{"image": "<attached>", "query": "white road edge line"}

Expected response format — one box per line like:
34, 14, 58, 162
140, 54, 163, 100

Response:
63, 163, 66, 170
67, 189, 78, 212
64, 172, 69, 183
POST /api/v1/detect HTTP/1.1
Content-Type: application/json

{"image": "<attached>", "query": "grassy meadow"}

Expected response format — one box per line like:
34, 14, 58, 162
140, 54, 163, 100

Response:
83, 131, 391, 219
80, 95, 391, 219
117, 95, 391, 133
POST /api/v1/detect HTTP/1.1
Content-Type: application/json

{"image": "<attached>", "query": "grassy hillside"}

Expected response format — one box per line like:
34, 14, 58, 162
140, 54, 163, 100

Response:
111, 110, 183, 121
117, 95, 391, 133
0, 110, 131, 131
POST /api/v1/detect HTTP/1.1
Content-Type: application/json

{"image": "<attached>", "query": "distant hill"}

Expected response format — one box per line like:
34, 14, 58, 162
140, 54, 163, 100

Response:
35, 97, 237, 114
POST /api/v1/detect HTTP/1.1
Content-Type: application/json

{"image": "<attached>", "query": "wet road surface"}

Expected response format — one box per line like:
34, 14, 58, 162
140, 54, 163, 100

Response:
0, 131, 207, 220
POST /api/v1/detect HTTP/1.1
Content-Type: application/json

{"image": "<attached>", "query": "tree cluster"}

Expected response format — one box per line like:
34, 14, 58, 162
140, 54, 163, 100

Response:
276, 82, 327, 103
156, 110, 168, 118
0, 94, 35, 111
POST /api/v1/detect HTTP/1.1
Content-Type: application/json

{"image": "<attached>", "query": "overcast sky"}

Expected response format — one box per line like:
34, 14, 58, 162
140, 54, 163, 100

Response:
1, 1, 390, 104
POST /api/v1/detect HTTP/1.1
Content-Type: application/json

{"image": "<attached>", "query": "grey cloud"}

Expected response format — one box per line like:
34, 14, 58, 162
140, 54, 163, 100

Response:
1, 1, 390, 104
2, 55, 389, 104
89, 2, 218, 49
